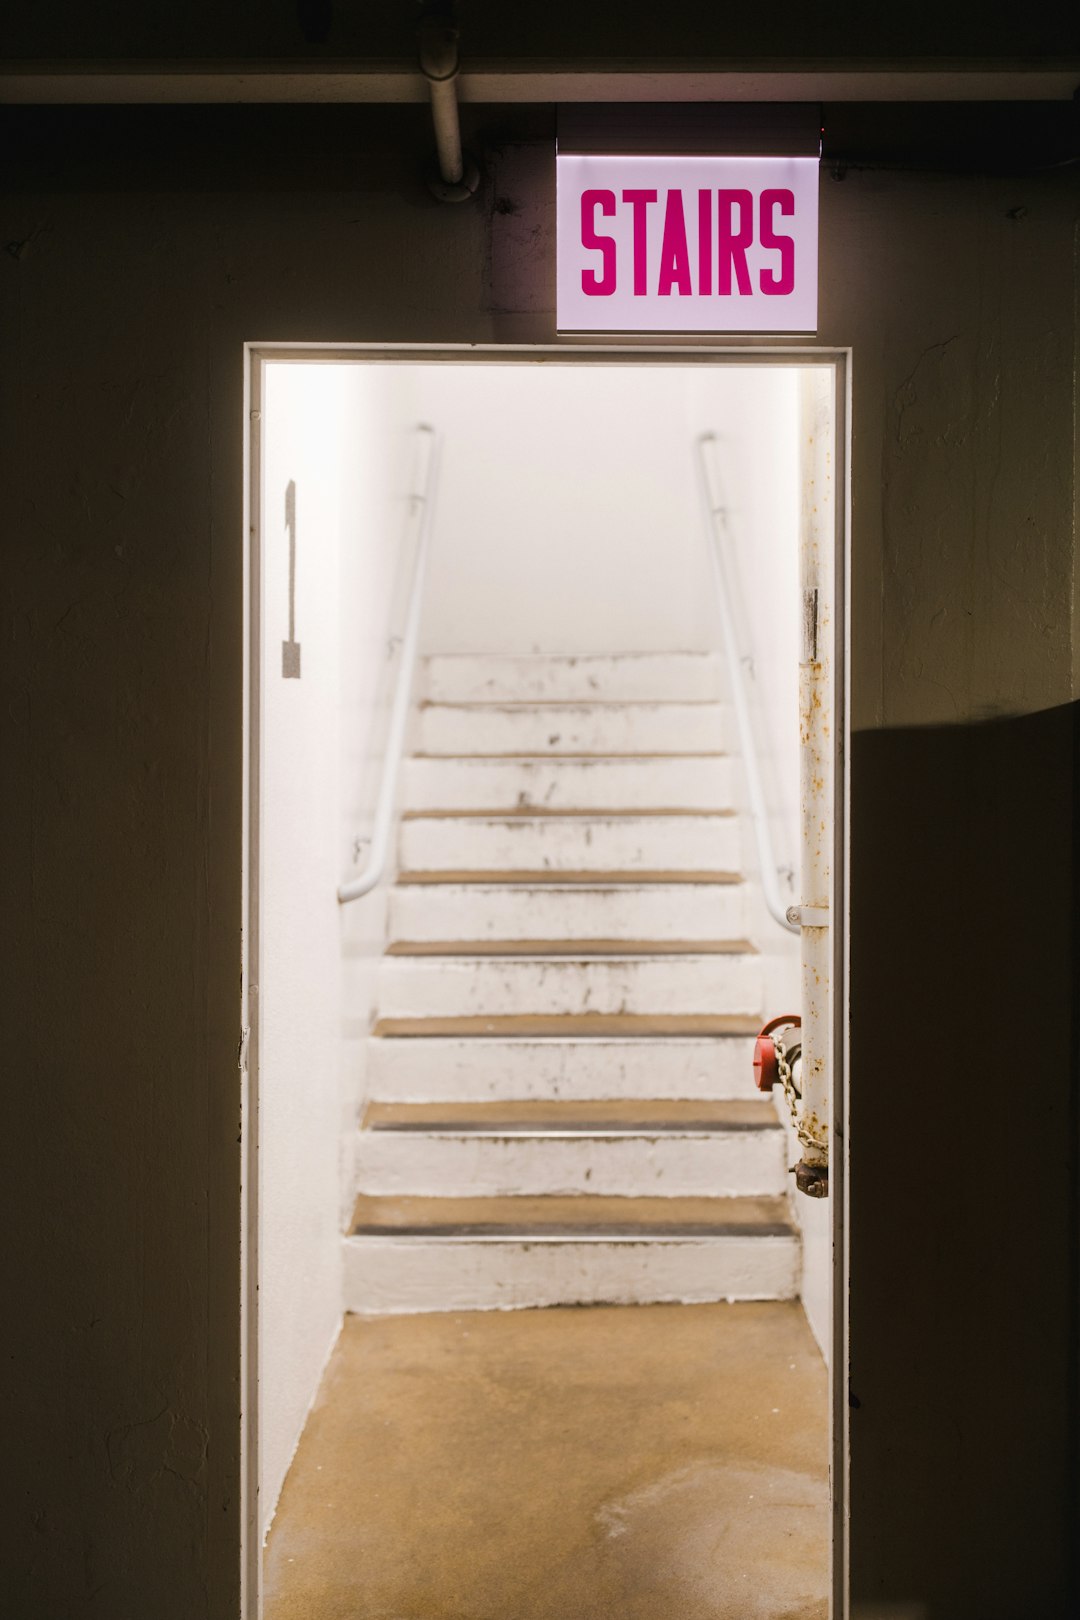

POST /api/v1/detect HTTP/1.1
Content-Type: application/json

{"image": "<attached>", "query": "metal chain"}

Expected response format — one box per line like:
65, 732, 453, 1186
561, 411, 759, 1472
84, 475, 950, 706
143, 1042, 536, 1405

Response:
775, 1039, 803, 1132
774, 1032, 829, 1156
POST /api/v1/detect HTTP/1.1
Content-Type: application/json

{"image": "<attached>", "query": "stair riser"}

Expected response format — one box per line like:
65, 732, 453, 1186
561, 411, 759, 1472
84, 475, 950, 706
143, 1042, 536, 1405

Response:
343, 1234, 798, 1313
416, 703, 729, 757
423, 653, 724, 705
387, 883, 746, 944
400, 755, 736, 813
354, 1130, 787, 1198
376, 955, 762, 1020
399, 815, 741, 876
365, 1036, 760, 1102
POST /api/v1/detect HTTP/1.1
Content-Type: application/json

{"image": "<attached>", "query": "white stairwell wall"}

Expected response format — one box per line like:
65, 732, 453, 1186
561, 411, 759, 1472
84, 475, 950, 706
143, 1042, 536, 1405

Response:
258, 366, 345, 1539
259, 364, 440, 1533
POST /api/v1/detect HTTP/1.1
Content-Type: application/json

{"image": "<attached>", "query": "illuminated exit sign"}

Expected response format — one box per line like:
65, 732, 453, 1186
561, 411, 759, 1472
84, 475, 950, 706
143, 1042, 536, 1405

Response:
556, 155, 818, 333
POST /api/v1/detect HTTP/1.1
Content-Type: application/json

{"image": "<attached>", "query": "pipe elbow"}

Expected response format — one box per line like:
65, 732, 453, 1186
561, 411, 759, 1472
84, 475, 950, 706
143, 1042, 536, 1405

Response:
419, 18, 460, 83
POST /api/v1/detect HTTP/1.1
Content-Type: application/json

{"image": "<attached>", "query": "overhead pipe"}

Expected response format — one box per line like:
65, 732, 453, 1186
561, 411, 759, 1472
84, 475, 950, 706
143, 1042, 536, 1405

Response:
419, 13, 480, 202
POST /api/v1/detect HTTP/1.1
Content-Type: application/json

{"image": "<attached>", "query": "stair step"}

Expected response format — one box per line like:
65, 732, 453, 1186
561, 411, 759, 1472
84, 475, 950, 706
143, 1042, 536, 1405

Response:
404, 805, 727, 817
365, 1034, 759, 1102
400, 754, 735, 813
423, 653, 724, 704
364, 1098, 776, 1132
396, 870, 742, 886
386, 939, 754, 956
351, 1193, 792, 1237
415, 701, 729, 757
372, 1014, 762, 1036
343, 1191, 796, 1312
399, 811, 741, 877
375, 952, 762, 1022
387, 880, 746, 944
354, 1098, 786, 1198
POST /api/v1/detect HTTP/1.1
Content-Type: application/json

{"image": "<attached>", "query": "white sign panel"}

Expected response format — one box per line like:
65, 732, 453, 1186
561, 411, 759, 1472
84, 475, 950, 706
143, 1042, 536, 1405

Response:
556, 154, 818, 333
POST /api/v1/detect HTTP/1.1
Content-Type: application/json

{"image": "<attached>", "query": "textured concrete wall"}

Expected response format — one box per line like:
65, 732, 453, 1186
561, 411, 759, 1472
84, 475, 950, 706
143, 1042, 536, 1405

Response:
2, 101, 1076, 1619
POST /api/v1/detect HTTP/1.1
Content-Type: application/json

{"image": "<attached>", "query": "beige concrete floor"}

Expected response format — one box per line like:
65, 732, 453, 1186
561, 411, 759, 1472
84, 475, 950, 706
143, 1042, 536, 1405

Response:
264, 1301, 828, 1620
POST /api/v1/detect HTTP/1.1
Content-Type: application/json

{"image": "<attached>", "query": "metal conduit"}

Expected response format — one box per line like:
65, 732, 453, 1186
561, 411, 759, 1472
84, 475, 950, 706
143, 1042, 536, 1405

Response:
695, 433, 800, 936
419, 15, 480, 202
338, 425, 440, 906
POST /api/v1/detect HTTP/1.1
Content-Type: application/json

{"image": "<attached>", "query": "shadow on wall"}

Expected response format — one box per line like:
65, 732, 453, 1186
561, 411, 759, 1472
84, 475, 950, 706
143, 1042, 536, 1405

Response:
850, 701, 1079, 1620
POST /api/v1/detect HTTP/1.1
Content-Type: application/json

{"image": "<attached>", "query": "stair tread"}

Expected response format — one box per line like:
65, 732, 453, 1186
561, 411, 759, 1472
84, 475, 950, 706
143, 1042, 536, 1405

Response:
402, 809, 735, 821
406, 751, 732, 761
383, 946, 757, 964
426, 652, 716, 658
401, 806, 735, 819
363, 1098, 777, 1133
426, 651, 717, 657
351, 1192, 794, 1238
397, 870, 743, 885
391, 879, 745, 895
369, 1032, 757, 1046
411, 752, 728, 761
385, 938, 757, 957
373, 1014, 762, 1037
419, 700, 726, 711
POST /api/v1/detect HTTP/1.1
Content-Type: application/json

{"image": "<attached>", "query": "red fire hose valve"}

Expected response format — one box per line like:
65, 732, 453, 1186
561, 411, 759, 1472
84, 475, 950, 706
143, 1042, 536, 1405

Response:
753, 1015, 801, 1092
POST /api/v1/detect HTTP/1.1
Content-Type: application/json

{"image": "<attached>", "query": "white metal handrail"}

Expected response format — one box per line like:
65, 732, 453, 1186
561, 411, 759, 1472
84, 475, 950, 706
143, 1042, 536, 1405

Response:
695, 432, 799, 935
338, 424, 440, 905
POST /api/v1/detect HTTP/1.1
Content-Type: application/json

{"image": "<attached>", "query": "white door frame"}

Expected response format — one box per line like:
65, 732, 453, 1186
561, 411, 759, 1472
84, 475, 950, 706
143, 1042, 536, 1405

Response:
241, 339, 851, 1619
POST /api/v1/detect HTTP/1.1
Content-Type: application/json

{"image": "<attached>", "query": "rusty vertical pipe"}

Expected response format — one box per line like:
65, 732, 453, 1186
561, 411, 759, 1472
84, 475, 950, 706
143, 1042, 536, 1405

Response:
793, 368, 835, 1194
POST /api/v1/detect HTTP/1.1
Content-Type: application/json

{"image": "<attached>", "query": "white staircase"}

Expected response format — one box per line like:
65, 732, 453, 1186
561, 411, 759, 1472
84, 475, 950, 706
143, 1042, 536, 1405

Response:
344, 653, 797, 1314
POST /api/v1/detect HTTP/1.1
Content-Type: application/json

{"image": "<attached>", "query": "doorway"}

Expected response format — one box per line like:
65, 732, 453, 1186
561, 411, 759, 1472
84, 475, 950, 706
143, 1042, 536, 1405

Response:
242, 345, 848, 1618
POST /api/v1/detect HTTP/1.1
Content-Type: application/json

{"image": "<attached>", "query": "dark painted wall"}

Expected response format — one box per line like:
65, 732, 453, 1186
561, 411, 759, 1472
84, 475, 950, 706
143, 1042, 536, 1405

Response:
851, 707, 1079, 1618
2, 99, 1077, 1618
4, 0, 1079, 63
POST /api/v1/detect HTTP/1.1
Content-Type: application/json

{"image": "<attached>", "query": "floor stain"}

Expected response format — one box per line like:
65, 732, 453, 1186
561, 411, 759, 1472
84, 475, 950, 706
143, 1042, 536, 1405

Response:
591, 1461, 828, 1618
